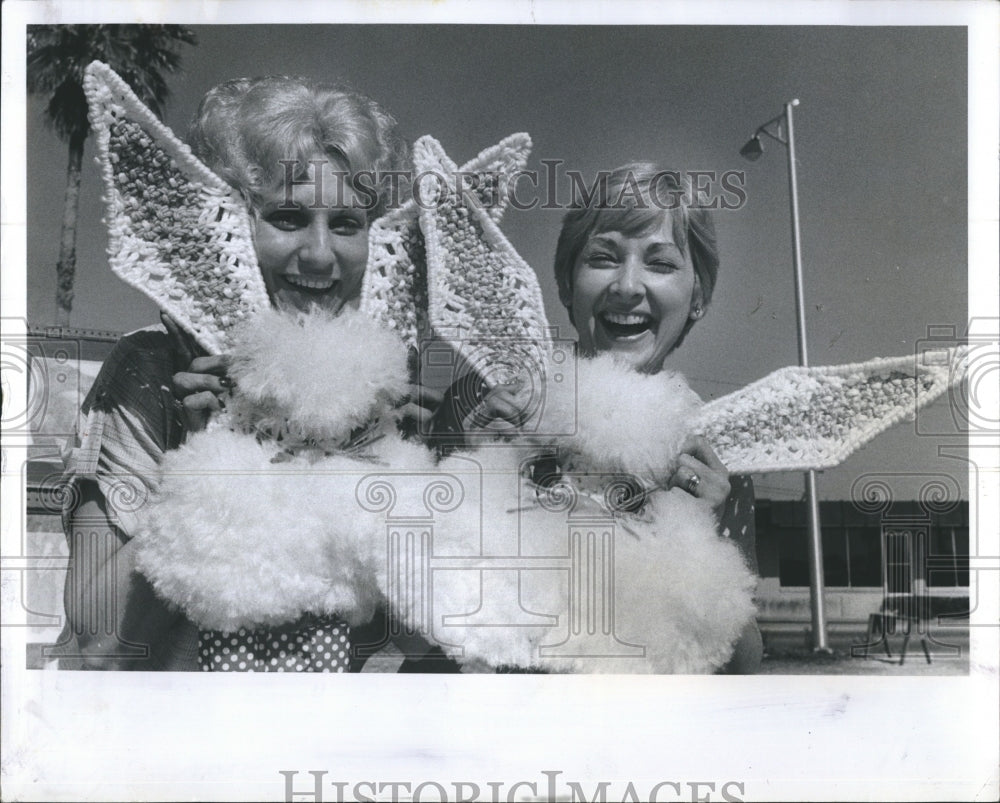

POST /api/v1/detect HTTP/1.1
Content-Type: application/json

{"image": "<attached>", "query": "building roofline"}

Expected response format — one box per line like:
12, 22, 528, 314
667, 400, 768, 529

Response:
26, 324, 122, 343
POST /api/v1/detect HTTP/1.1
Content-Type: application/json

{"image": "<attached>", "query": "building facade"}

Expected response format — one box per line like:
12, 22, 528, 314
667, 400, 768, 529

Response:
754, 498, 970, 651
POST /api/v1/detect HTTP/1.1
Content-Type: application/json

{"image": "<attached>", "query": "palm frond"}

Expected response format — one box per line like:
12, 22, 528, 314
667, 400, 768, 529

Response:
27, 23, 197, 326
27, 24, 197, 142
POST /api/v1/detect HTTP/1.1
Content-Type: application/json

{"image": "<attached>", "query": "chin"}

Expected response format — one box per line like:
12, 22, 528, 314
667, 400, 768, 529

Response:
601, 344, 648, 369
592, 328, 655, 368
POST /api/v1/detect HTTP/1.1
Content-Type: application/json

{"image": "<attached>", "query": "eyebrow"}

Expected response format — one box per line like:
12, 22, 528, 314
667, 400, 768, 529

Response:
645, 241, 685, 259
587, 233, 685, 259
261, 200, 302, 211
259, 199, 370, 222
586, 235, 621, 249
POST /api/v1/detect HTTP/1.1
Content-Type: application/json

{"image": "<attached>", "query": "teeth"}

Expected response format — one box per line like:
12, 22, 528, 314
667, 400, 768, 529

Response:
284, 275, 335, 290
602, 312, 651, 325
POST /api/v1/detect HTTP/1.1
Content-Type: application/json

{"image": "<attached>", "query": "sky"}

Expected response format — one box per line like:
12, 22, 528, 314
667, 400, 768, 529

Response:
19, 21, 980, 498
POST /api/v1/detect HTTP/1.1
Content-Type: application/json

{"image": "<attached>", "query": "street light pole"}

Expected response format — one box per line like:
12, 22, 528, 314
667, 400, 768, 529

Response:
742, 99, 831, 652
783, 101, 831, 653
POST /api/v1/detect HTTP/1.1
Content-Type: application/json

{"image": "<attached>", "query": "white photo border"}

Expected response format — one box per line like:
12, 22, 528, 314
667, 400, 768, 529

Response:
2, 2, 997, 801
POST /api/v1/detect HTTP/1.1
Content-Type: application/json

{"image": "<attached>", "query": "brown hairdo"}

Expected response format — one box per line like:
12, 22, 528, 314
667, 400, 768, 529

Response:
554, 163, 719, 350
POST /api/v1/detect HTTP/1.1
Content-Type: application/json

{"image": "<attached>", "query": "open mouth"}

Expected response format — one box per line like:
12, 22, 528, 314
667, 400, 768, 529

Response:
282, 274, 336, 294
599, 311, 654, 339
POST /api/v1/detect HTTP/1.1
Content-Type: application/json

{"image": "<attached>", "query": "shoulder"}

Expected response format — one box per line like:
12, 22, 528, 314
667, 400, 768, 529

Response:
83, 327, 177, 415
102, 326, 175, 370
64, 328, 186, 530
79, 325, 186, 456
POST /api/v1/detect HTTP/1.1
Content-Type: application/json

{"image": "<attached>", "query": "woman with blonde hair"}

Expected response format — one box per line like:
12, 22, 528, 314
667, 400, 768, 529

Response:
61, 73, 418, 672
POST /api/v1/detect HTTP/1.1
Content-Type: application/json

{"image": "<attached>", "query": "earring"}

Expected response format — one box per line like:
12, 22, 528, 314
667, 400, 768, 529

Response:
690, 306, 704, 320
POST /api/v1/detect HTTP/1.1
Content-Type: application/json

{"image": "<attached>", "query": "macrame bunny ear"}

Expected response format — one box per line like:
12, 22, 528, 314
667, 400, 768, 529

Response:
414, 135, 551, 386
695, 347, 969, 474
84, 61, 269, 355
451, 132, 534, 224
361, 133, 535, 350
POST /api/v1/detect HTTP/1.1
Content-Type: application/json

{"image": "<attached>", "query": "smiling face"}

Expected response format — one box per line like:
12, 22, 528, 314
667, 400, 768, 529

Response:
570, 215, 701, 373
252, 156, 369, 315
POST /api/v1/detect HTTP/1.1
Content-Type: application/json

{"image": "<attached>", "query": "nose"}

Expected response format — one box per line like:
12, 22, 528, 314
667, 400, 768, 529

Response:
298, 223, 340, 278
609, 257, 643, 302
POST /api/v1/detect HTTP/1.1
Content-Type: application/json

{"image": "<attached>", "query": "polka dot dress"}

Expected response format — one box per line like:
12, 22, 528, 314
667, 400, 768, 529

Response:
199, 615, 351, 672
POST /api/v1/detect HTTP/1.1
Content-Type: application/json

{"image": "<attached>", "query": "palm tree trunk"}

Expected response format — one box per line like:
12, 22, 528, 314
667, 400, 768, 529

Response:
55, 131, 86, 327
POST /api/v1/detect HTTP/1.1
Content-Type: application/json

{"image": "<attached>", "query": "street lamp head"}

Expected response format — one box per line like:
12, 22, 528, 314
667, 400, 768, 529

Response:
740, 134, 764, 161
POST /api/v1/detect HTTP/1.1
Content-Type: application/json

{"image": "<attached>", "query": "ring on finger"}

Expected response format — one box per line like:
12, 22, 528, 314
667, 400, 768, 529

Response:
685, 472, 702, 494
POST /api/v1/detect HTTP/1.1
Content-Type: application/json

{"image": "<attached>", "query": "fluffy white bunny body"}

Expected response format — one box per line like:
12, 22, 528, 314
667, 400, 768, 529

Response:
135, 309, 756, 673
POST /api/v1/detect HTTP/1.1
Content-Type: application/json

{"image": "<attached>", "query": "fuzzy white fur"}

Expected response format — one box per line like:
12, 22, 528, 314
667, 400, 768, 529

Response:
226, 308, 410, 448
135, 426, 438, 632
134, 307, 420, 631
536, 353, 702, 478
134, 330, 757, 672
387, 357, 757, 673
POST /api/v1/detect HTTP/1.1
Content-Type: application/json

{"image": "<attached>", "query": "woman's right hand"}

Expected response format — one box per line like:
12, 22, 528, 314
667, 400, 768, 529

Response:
161, 312, 232, 432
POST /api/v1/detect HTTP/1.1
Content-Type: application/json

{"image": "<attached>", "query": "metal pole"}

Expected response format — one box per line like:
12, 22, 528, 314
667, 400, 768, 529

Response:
784, 99, 831, 652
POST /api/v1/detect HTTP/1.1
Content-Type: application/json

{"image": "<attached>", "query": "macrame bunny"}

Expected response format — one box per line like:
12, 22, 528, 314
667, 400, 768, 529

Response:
84, 61, 968, 672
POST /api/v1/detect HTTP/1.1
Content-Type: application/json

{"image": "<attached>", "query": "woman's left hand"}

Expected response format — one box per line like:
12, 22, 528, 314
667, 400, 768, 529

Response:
666, 434, 731, 519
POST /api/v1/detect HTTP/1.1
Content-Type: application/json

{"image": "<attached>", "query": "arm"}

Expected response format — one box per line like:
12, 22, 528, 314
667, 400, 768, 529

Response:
60, 330, 197, 670
721, 620, 764, 675
63, 479, 196, 670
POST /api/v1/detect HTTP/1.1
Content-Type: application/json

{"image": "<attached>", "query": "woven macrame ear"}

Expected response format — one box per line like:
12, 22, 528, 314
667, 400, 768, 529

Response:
694, 348, 969, 474
84, 61, 269, 355
413, 135, 551, 387
361, 133, 533, 348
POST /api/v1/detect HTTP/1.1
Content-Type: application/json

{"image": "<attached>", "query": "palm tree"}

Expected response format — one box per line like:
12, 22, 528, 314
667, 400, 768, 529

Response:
27, 24, 197, 326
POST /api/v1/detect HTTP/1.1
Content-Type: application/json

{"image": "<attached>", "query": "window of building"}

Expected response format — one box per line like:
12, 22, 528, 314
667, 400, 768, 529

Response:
848, 526, 883, 587
777, 525, 808, 587
762, 501, 968, 591
883, 529, 914, 594
926, 526, 970, 588
777, 525, 883, 588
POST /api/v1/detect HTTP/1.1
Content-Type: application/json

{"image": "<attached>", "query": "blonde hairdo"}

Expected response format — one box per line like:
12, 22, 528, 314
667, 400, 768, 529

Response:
186, 75, 409, 219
